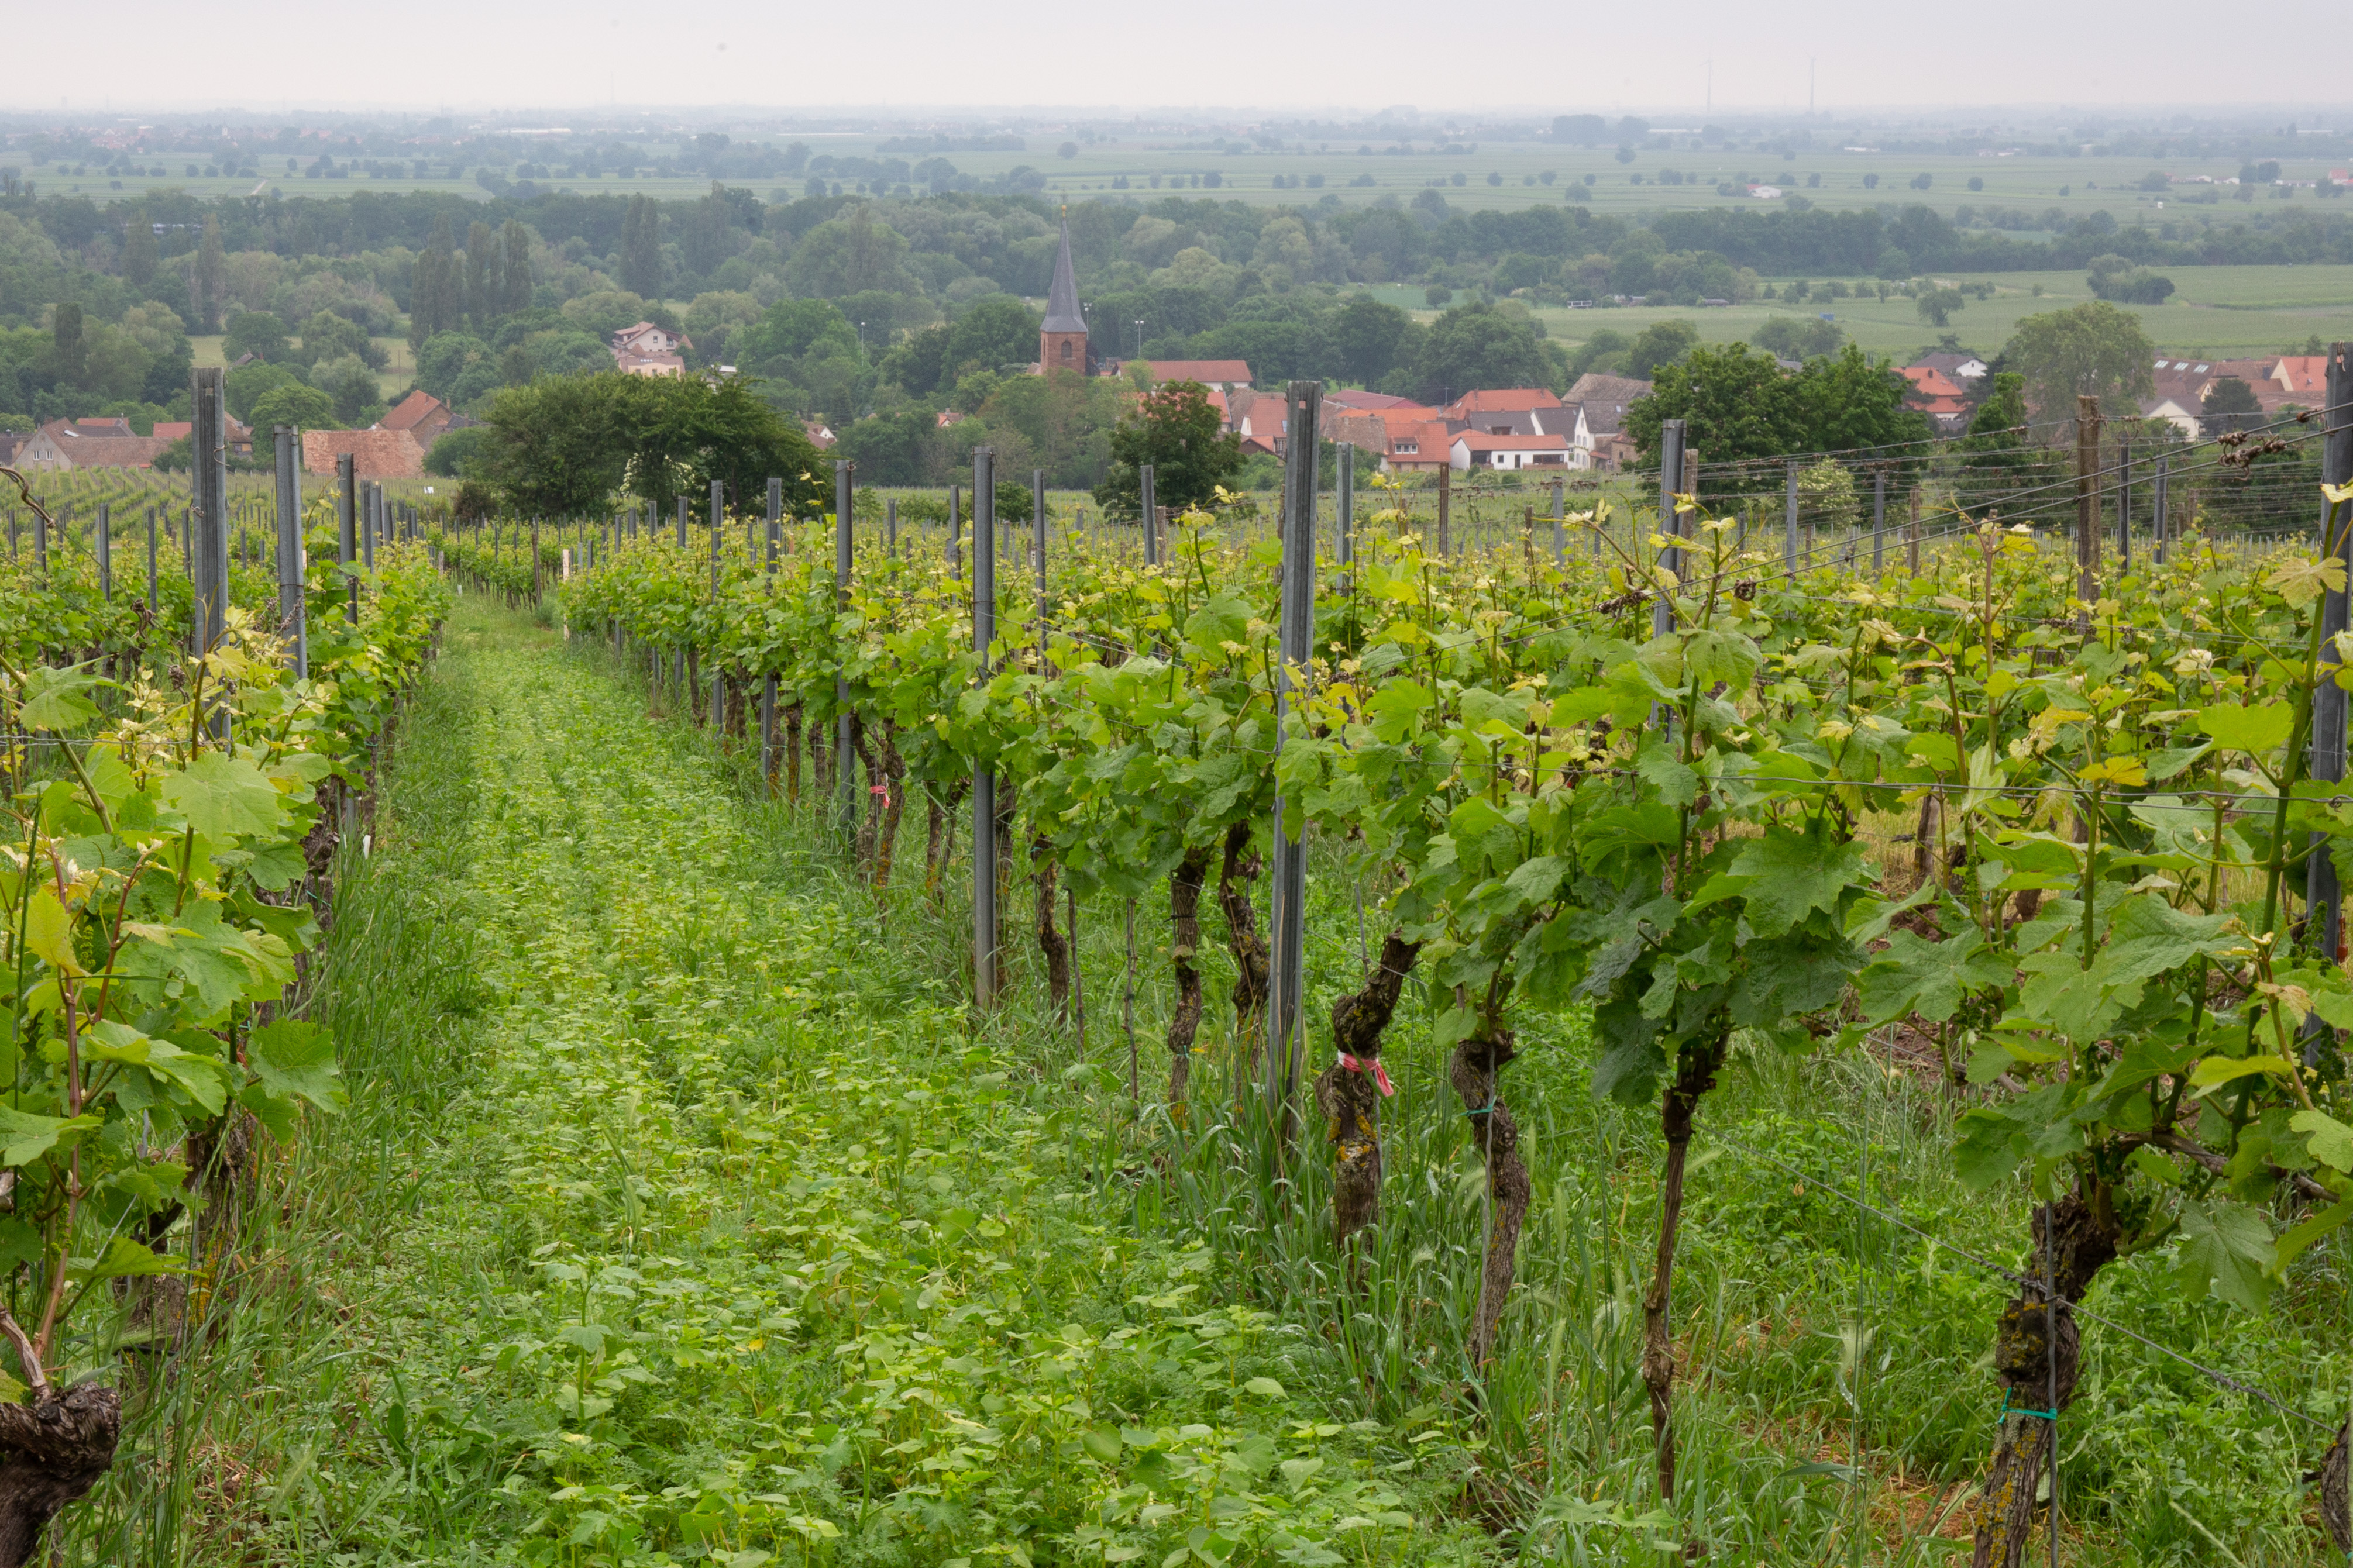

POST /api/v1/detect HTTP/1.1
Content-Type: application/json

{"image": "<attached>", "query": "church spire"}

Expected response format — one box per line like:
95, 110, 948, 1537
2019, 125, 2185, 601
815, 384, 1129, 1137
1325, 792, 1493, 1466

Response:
1038, 211, 1089, 373
1041, 212, 1086, 336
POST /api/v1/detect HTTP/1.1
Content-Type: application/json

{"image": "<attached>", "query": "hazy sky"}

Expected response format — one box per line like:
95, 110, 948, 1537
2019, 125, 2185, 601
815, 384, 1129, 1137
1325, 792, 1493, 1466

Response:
16, 0, 2352, 116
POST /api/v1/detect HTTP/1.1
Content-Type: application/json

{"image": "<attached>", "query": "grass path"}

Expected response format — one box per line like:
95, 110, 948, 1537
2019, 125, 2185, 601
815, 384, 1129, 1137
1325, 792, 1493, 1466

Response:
147, 598, 1478, 1567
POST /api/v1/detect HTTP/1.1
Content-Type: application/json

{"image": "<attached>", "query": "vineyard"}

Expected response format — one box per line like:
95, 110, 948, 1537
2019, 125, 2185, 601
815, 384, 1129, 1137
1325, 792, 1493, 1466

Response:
2, 367, 2353, 1566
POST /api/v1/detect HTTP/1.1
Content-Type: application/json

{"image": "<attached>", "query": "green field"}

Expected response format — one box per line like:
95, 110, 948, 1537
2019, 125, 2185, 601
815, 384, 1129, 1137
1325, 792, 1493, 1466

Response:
1495, 264, 2353, 361
26, 138, 2353, 229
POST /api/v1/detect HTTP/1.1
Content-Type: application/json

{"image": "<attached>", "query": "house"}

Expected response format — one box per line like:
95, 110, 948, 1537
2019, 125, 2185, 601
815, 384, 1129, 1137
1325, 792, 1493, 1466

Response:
1231, 390, 1288, 456
1328, 401, 1442, 457
612, 321, 691, 378
1137, 360, 1253, 399
1913, 350, 1989, 385
1560, 373, 1652, 471
1897, 366, 1971, 433
1441, 388, 1568, 439
1450, 430, 1571, 472
804, 421, 837, 450
11, 418, 173, 471
300, 428, 425, 480
1375, 418, 1460, 474
381, 390, 456, 449
0, 432, 20, 466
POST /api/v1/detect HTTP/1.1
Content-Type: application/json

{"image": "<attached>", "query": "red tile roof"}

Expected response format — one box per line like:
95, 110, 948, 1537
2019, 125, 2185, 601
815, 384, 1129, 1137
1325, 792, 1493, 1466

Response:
1454, 430, 1570, 451
381, 389, 449, 433
1443, 388, 1563, 419
300, 429, 425, 479
1143, 359, 1253, 387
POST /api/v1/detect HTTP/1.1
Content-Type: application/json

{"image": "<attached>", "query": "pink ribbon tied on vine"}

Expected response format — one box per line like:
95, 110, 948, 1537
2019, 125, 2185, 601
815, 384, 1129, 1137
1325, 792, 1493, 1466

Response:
1338, 1054, 1394, 1097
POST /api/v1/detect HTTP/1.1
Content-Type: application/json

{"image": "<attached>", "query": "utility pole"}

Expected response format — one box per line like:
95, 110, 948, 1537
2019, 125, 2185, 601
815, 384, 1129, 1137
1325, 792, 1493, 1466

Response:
972, 447, 999, 1009
1268, 381, 1321, 1138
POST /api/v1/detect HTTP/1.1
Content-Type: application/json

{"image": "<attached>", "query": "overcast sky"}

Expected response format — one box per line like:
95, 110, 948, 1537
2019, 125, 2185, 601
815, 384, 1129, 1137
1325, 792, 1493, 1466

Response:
15, 0, 2351, 118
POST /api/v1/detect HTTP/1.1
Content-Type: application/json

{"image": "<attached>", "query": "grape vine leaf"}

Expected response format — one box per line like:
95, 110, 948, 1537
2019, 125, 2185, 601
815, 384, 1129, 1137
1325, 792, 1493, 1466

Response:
2175, 1197, 2275, 1311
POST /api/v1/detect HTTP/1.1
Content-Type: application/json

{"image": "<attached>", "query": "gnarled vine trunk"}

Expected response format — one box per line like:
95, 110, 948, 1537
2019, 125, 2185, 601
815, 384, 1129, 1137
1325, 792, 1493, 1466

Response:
1312, 934, 1420, 1263
1034, 839, 1071, 1023
1970, 1190, 2119, 1568
873, 723, 907, 890
1643, 1037, 1725, 1502
1447, 1018, 1530, 1370
0, 1383, 120, 1568
1217, 822, 1270, 1087
1165, 848, 1211, 1115
784, 702, 804, 807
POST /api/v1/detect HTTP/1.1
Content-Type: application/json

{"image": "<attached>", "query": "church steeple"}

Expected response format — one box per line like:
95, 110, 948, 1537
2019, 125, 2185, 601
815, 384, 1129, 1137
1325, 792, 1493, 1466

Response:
1039, 212, 1089, 374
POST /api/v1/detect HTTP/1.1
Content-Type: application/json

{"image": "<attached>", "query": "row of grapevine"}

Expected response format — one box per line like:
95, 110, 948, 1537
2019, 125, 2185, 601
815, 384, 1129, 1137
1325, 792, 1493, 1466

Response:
0, 472, 448, 1565
456, 450, 2353, 1563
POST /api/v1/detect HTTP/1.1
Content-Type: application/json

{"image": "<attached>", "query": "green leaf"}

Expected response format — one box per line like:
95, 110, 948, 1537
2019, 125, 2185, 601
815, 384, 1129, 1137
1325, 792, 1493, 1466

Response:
82, 1021, 228, 1115
2189, 1054, 2294, 1091
74, 1235, 183, 1280
2292, 1109, 2353, 1172
1242, 1376, 1285, 1398
1727, 830, 1867, 935
1081, 1426, 1123, 1462
1953, 1107, 2026, 1190
2198, 701, 2293, 757
247, 1020, 344, 1114
20, 888, 79, 976
160, 752, 284, 843
2176, 1197, 2276, 1311
0, 1107, 101, 1167
15, 665, 102, 733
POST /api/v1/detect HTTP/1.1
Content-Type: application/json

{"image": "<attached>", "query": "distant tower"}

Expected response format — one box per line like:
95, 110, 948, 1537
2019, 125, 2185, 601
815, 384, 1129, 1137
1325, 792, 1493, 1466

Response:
1039, 213, 1089, 374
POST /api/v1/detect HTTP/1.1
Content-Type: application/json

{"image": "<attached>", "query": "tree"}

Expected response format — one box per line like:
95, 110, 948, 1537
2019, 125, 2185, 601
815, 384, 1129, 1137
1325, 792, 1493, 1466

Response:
1750, 316, 1843, 360
410, 215, 461, 349
1330, 294, 1412, 384
2000, 301, 2155, 428
51, 304, 85, 391
247, 382, 336, 430
223, 310, 291, 364
1953, 371, 2064, 512
1915, 287, 1965, 328
192, 214, 225, 333
297, 311, 374, 370
620, 196, 663, 299
465, 220, 495, 329
223, 362, 304, 423
312, 357, 381, 425
423, 423, 491, 478
613, 372, 830, 520
1626, 320, 1700, 379
785, 205, 914, 299
501, 219, 534, 316
2200, 375, 2263, 436
482, 374, 632, 518
1626, 342, 1926, 474
119, 220, 156, 288
1094, 380, 1243, 520
1408, 301, 1555, 405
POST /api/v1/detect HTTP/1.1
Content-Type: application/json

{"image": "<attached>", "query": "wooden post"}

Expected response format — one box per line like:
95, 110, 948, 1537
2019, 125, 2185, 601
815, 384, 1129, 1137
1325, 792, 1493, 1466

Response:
1783, 460, 1799, 580
145, 508, 157, 610
676, 493, 687, 549
1908, 488, 1921, 575
886, 497, 897, 558
190, 367, 227, 661
948, 483, 962, 578
2118, 438, 2133, 566
1872, 466, 1886, 575
763, 477, 781, 791
1436, 461, 1451, 555
1269, 380, 1321, 1131
2304, 343, 2352, 983
2075, 395, 2102, 623
710, 480, 724, 726
2153, 450, 2170, 565
273, 426, 306, 677
531, 517, 542, 602
362, 482, 376, 574
1140, 463, 1157, 566
32, 500, 45, 576
1550, 477, 1565, 568
1654, 419, 1684, 639
96, 503, 110, 601
972, 447, 999, 1008
1337, 444, 1355, 589
834, 461, 856, 840
1032, 468, 1048, 641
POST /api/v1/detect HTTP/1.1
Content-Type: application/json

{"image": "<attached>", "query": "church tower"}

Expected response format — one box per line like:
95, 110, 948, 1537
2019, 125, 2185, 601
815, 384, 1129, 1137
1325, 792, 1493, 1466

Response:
1039, 213, 1089, 374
